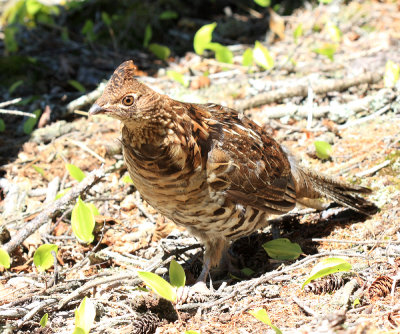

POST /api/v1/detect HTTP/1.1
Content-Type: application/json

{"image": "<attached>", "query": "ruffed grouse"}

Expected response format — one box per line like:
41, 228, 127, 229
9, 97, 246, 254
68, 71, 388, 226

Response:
89, 60, 377, 282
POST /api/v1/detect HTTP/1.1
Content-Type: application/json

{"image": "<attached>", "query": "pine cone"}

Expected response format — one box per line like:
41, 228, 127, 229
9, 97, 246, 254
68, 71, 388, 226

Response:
89, 60, 378, 281
304, 274, 346, 294
131, 312, 159, 334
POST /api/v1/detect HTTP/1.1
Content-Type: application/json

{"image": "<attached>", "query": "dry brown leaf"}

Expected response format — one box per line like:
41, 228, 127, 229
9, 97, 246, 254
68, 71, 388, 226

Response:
120, 194, 137, 211
190, 76, 211, 90
53, 221, 70, 236
269, 8, 285, 40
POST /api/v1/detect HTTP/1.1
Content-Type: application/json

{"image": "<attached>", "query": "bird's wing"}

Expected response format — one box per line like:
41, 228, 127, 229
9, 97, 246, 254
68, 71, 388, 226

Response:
199, 103, 297, 214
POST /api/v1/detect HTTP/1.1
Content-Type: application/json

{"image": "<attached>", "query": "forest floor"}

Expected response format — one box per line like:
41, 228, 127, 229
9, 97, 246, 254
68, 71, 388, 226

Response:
1, 1, 400, 333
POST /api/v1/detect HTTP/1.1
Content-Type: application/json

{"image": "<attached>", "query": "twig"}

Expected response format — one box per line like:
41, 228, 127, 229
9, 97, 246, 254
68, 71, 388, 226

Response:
4, 168, 106, 254
311, 238, 400, 245
0, 109, 36, 118
58, 255, 174, 309
135, 191, 156, 223
338, 104, 392, 130
256, 90, 385, 119
74, 110, 89, 116
66, 138, 106, 163
234, 71, 382, 111
15, 298, 57, 329
355, 160, 391, 178
66, 82, 107, 114
0, 98, 22, 108
178, 250, 363, 311
292, 296, 318, 317
99, 248, 150, 267
58, 271, 139, 309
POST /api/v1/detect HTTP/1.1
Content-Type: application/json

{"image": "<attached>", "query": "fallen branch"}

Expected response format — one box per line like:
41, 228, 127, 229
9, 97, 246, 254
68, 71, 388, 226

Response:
311, 237, 400, 245
292, 296, 317, 317
0, 98, 22, 108
338, 104, 392, 129
15, 298, 58, 330
58, 271, 139, 309
234, 71, 383, 111
0, 109, 36, 118
3, 168, 106, 254
66, 82, 106, 114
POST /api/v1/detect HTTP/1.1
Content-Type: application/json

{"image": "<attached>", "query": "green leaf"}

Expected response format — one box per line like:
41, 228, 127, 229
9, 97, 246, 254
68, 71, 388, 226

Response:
68, 80, 86, 92
253, 41, 274, 70
262, 238, 302, 260
314, 141, 333, 160
101, 12, 111, 26
313, 43, 336, 61
23, 109, 41, 135
384, 60, 400, 88
32, 165, 46, 178
148, 43, 170, 60
249, 308, 282, 334
71, 197, 95, 244
143, 24, 152, 48
81, 19, 96, 42
185, 331, 200, 334
9, 80, 23, 94
33, 244, 58, 272
241, 267, 255, 276
193, 22, 217, 55
137, 271, 177, 302
66, 164, 86, 182
242, 48, 254, 67
254, 0, 271, 7
302, 258, 352, 288
293, 23, 303, 43
4, 26, 18, 53
61, 27, 69, 41
169, 260, 186, 287
73, 328, 86, 334
325, 21, 341, 43
39, 313, 48, 327
159, 10, 178, 20
26, 0, 42, 16
214, 45, 233, 64
17, 95, 38, 106
86, 203, 100, 216
0, 248, 11, 269
121, 174, 134, 184
353, 298, 360, 307
0, 119, 5, 133
167, 70, 189, 87
55, 187, 71, 200
319, 0, 333, 3
74, 297, 96, 334
206, 42, 233, 64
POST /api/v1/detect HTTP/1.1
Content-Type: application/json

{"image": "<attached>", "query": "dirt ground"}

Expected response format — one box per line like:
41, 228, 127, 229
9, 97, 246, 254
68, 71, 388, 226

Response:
1, 1, 400, 333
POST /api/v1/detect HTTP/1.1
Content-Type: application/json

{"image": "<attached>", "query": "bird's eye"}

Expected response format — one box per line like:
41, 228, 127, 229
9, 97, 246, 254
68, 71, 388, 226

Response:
122, 95, 134, 106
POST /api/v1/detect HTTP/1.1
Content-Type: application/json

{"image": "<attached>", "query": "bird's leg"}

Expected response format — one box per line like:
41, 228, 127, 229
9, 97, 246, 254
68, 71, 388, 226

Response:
192, 238, 227, 290
196, 256, 212, 283
177, 237, 227, 304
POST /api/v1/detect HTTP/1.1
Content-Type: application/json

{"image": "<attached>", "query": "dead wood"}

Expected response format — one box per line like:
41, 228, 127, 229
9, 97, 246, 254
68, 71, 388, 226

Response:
3, 168, 105, 255
234, 71, 383, 111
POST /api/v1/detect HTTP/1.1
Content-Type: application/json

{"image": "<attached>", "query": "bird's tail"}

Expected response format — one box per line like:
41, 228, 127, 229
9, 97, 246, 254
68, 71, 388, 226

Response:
291, 165, 378, 216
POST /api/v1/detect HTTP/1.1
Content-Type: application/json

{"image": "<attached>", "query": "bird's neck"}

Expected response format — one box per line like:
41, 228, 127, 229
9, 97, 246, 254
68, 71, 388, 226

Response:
121, 115, 186, 154
121, 121, 167, 153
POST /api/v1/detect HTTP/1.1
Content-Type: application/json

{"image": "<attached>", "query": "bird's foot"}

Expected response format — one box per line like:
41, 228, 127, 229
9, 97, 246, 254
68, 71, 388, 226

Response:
176, 281, 213, 304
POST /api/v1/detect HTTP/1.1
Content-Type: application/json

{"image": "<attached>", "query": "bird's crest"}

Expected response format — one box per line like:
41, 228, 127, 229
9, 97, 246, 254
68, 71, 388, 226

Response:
108, 60, 137, 93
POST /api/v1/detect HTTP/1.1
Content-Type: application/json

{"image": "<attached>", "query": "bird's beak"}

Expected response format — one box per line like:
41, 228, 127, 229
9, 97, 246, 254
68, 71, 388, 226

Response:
88, 103, 104, 116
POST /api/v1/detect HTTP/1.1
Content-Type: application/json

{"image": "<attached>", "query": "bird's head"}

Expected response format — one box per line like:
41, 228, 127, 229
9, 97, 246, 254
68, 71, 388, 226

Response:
89, 60, 161, 125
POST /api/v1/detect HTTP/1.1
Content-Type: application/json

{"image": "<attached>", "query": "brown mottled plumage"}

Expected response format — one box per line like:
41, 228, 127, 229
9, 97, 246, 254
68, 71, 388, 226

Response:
89, 60, 377, 281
